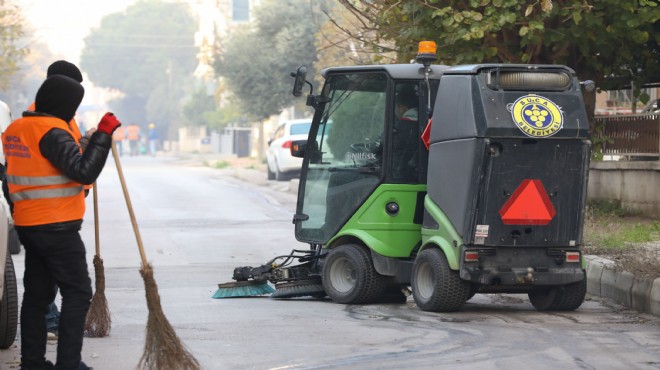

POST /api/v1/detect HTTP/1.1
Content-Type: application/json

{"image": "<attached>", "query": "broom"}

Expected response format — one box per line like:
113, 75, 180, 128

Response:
84, 183, 111, 337
111, 143, 200, 370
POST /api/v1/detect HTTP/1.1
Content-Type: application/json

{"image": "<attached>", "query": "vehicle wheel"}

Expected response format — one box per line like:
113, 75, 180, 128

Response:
322, 244, 387, 304
0, 254, 18, 349
528, 277, 586, 311
274, 162, 285, 182
8, 226, 20, 255
412, 247, 471, 312
266, 164, 275, 180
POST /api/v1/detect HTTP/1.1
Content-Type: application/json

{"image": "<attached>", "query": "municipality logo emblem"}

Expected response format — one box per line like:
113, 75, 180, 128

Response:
509, 94, 563, 138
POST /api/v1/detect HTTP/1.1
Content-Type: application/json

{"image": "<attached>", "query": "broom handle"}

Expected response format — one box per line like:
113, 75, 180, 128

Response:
111, 142, 149, 266
93, 182, 100, 256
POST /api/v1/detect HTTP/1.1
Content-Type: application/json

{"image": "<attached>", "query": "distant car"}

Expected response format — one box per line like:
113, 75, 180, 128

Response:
266, 119, 312, 181
641, 99, 660, 114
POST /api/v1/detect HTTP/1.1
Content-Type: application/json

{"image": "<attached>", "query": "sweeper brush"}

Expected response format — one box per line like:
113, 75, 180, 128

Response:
214, 246, 324, 298
212, 281, 274, 298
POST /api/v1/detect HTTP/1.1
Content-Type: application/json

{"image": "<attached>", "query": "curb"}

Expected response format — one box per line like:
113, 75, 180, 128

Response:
585, 255, 660, 317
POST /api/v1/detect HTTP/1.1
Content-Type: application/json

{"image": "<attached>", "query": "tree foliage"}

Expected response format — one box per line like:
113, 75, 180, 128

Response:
336, 0, 660, 97
80, 0, 197, 137
215, 0, 327, 122
0, 0, 27, 91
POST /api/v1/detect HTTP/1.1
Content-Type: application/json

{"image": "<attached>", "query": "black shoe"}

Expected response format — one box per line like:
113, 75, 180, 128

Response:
77, 361, 93, 370
20, 360, 54, 370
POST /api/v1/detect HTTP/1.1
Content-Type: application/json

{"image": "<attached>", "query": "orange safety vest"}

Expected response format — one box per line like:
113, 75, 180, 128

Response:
126, 125, 140, 140
28, 102, 91, 191
113, 126, 126, 141
2, 115, 85, 226
28, 102, 82, 140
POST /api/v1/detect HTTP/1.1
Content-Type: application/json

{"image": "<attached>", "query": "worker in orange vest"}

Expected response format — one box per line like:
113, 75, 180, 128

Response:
126, 123, 140, 156
113, 126, 126, 156
27, 60, 90, 341
2, 75, 121, 370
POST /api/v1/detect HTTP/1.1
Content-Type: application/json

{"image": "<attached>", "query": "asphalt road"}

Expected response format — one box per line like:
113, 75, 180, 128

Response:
1, 155, 660, 370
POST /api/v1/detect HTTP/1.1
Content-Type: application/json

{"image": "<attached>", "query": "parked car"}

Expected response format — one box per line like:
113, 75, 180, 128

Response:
0, 101, 20, 255
266, 119, 312, 181
0, 100, 17, 349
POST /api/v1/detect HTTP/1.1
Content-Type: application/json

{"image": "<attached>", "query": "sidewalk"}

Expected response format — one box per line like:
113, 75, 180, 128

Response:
176, 152, 660, 317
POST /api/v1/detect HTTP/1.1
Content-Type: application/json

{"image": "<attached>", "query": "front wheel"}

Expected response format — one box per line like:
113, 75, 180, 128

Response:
8, 226, 20, 255
528, 277, 586, 311
0, 254, 18, 349
322, 244, 386, 304
412, 247, 471, 312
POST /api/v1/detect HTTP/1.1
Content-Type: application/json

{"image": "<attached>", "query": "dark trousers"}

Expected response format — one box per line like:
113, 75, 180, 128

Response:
18, 228, 92, 370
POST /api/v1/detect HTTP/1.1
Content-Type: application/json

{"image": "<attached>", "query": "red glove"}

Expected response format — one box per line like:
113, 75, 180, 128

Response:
97, 112, 121, 135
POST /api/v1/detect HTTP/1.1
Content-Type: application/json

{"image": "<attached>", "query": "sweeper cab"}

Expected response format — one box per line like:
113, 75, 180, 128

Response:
216, 41, 595, 312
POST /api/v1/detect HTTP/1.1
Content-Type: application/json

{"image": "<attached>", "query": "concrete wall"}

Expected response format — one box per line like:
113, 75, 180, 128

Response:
588, 161, 660, 217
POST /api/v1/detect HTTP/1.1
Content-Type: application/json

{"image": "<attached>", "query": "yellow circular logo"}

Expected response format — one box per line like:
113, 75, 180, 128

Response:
510, 94, 563, 138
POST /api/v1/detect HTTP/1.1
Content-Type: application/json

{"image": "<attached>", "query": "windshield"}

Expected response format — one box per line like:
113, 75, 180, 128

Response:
295, 72, 387, 243
289, 122, 311, 135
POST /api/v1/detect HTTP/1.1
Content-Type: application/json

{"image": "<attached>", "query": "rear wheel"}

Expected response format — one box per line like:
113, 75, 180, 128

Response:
8, 226, 20, 255
322, 244, 386, 304
528, 277, 586, 311
0, 254, 18, 349
412, 248, 470, 312
267, 164, 275, 180
274, 162, 285, 181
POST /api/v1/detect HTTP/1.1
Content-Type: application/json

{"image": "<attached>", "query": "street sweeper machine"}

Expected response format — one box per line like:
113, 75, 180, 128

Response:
215, 41, 595, 312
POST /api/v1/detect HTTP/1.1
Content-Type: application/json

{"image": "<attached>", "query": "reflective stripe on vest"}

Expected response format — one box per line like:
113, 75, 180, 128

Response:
6, 174, 72, 186
9, 185, 83, 201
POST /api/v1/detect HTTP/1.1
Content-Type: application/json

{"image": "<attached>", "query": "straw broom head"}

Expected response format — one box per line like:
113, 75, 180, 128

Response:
84, 255, 111, 337
138, 263, 200, 370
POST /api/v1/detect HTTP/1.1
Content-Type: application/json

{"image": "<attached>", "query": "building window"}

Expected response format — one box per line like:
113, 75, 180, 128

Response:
233, 0, 250, 22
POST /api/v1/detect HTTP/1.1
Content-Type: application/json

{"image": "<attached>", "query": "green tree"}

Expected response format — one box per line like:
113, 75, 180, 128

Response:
215, 0, 328, 158
337, 0, 660, 98
80, 0, 197, 138
0, 0, 27, 91
216, 0, 325, 121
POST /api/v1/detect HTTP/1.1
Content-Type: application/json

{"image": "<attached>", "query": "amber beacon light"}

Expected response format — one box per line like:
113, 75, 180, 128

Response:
416, 41, 438, 65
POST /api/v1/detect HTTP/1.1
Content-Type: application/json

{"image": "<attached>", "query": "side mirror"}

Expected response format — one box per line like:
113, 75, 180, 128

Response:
291, 65, 308, 97
581, 80, 596, 93
290, 139, 307, 158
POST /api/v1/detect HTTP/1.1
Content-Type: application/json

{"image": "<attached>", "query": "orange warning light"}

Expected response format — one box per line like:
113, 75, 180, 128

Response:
418, 41, 437, 55
499, 179, 556, 225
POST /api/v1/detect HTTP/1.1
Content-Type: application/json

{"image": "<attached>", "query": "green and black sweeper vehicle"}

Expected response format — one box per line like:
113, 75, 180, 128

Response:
215, 41, 595, 312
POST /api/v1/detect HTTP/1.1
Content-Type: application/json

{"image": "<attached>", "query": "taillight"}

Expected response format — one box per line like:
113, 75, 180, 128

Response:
464, 250, 479, 262
565, 251, 580, 263
282, 140, 292, 149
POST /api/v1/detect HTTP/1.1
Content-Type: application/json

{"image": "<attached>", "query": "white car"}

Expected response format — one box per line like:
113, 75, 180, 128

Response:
0, 100, 17, 349
266, 118, 312, 181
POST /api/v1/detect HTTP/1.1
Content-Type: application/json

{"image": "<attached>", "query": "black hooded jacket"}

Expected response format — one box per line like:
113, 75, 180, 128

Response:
3, 75, 113, 231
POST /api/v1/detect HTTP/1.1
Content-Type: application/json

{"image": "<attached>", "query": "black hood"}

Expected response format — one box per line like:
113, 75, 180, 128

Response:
34, 75, 84, 123
47, 60, 83, 82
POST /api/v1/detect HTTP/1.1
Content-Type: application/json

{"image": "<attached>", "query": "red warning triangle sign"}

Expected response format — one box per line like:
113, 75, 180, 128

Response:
499, 179, 556, 225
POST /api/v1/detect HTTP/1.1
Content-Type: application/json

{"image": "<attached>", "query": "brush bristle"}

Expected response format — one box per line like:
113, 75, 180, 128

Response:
212, 282, 275, 298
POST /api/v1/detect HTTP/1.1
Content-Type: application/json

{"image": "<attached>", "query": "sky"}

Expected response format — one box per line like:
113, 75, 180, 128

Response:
17, 0, 138, 63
